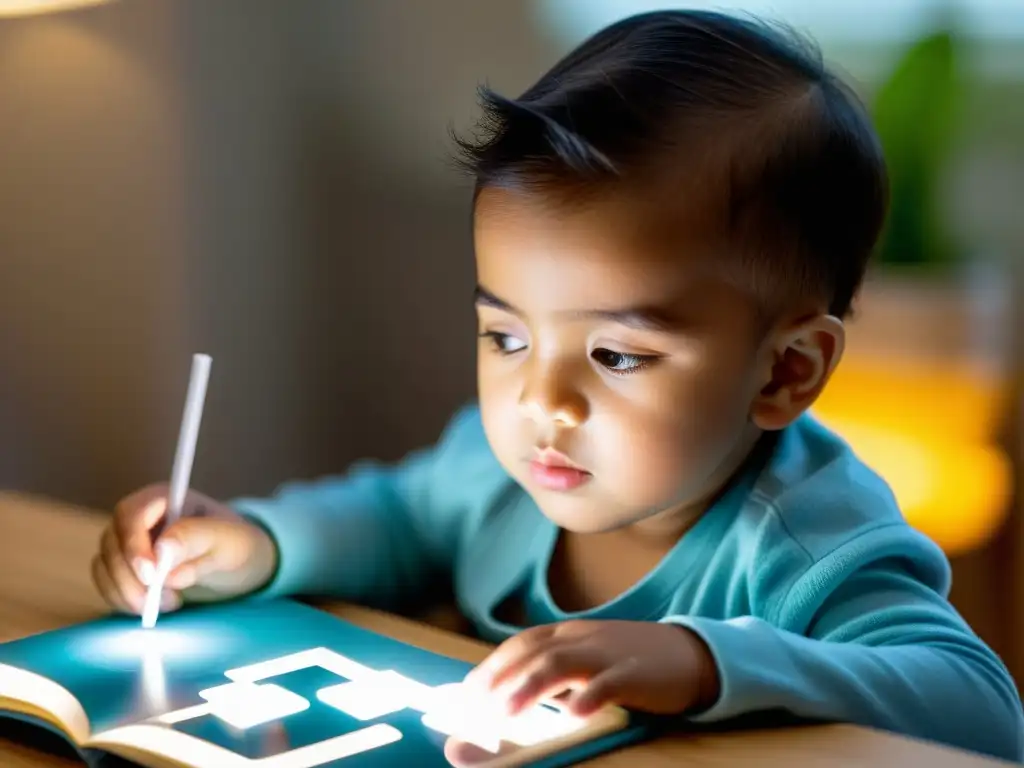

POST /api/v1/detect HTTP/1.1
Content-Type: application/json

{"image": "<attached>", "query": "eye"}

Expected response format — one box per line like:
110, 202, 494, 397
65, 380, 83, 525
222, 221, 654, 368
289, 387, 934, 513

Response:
591, 348, 658, 374
479, 331, 527, 355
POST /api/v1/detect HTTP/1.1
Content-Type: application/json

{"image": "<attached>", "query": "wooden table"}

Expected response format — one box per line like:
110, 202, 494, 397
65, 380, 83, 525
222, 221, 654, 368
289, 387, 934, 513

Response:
0, 491, 1012, 767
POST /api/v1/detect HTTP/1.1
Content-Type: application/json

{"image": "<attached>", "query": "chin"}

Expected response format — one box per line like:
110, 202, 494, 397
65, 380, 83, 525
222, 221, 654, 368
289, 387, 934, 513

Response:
528, 491, 630, 534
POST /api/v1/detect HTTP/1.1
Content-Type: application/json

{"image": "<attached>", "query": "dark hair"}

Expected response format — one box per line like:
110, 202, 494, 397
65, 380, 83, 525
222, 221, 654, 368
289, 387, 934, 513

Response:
453, 10, 888, 318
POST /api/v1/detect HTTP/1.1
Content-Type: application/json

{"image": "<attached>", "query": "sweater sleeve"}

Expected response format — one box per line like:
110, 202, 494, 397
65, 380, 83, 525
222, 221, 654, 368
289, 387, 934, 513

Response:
228, 404, 504, 612
663, 557, 1024, 762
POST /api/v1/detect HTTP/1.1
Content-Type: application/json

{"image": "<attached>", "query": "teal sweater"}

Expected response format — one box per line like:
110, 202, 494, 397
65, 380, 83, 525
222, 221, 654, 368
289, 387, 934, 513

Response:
234, 405, 1024, 762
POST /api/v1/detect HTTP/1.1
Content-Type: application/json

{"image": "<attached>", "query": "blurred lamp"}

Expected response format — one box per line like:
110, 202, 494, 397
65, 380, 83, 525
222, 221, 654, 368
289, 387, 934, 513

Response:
0, 0, 110, 16
813, 360, 1011, 557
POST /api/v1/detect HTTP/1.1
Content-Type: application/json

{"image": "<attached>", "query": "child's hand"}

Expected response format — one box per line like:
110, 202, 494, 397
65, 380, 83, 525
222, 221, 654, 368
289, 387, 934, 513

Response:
462, 620, 720, 718
91, 483, 278, 615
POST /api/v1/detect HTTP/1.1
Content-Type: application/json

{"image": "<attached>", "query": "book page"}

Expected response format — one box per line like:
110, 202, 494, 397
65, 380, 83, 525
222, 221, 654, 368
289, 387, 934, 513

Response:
0, 615, 210, 737
0, 662, 90, 743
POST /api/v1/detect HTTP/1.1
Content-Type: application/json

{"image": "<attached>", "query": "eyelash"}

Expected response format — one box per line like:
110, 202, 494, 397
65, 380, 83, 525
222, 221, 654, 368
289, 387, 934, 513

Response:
479, 331, 527, 355
478, 332, 659, 375
591, 348, 658, 374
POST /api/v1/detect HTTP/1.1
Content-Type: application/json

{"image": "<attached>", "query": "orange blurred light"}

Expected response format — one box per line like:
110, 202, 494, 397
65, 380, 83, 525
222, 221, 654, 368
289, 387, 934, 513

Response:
813, 359, 1011, 557
0, 0, 110, 17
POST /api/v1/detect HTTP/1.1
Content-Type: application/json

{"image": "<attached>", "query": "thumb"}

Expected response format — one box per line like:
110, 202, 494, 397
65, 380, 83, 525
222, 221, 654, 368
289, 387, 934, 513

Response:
119, 492, 172, 567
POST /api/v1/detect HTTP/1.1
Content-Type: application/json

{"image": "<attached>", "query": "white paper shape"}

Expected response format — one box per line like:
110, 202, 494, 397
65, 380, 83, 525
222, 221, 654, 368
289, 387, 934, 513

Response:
317, 669, 435, 721
146, 646, 596, 765
198, 681, 309, 730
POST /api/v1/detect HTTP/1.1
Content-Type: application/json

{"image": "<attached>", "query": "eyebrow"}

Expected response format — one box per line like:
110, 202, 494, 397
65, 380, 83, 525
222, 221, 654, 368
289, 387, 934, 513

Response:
474, 285, 680, 333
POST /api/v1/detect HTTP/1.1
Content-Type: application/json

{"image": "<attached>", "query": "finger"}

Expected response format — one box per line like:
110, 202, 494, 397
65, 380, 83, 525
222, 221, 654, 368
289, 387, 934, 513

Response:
163, 546, 213, 592
564, 658, 640, 717
443, 736, 507, 768
160, 588, 182, 612
464, 624, 558, 691
495, 644, 602, 716
164, 554, 225, 591
164, 557, 198, 591
100, 526, 147, 613
91, 553, 132, 614
114, 488, 169, 568
158, 517, 245, 590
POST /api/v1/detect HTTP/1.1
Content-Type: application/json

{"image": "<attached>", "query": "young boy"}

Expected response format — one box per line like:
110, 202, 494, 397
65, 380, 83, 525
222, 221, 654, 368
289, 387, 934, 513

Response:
92, 9, 1023, 761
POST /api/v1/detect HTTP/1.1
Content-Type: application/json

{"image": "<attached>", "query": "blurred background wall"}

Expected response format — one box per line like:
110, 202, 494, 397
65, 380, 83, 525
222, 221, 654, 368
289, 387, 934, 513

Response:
0, 0, 1022, 681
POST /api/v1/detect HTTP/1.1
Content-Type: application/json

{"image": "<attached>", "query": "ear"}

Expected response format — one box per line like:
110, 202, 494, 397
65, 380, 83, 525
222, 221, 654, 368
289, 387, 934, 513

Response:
751, 314, 845, 431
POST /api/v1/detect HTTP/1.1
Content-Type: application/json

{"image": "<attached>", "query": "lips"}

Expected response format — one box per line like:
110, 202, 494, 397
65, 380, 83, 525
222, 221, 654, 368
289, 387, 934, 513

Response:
528, 448, 591, 491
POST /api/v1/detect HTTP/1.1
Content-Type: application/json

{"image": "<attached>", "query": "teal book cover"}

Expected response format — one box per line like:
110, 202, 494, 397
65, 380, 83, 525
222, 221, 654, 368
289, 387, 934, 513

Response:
0, 599, 652, 767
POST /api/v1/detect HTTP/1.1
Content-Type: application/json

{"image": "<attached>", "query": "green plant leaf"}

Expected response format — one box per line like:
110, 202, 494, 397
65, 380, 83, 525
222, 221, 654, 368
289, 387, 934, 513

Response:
872, 27, 962, 267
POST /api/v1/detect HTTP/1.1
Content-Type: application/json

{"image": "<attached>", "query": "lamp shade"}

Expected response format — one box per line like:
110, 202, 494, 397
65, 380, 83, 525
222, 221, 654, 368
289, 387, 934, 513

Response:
0, 0, 109, 16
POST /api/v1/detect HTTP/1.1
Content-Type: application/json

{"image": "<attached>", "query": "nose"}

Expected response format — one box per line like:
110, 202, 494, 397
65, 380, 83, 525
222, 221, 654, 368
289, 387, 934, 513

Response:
518, 358, 588, 429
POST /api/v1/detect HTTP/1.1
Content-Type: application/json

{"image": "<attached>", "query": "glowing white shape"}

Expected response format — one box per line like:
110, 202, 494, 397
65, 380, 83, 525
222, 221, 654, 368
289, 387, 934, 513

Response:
155, 703, 212, 724
97, 627, 192, 656
317, 670, 434, 720
224, 647, 374, 684
422, 708, 501, 754
79, 626, 230, 669
317, 680, 405, 721
90, 722, 403, 768
198, 681, 309, 730
145, 646, 603, 764
258, 723, 401, 767
501, 705, 586, 747
140, 645, 168, 712
420, 683, 505, 753
420, 683, 588, 753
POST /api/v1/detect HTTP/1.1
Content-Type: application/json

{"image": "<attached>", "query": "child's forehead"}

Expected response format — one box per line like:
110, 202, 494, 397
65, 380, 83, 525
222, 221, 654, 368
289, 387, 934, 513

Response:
473, 187, 755, 321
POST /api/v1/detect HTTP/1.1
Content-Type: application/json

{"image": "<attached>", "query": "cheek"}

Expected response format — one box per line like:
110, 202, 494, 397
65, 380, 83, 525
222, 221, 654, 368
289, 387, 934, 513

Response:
611, 418, 690, 502
478, 354, 517, 407
477, 357, 523, 464
601, 361, 756, 499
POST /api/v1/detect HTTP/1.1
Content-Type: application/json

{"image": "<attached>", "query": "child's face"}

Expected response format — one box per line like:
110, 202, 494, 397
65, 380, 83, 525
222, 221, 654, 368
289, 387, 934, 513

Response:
473, 188, 775, 534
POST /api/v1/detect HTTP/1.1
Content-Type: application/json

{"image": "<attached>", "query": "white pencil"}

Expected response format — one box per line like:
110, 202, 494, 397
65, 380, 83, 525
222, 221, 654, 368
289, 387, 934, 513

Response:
141, 353, 212, 629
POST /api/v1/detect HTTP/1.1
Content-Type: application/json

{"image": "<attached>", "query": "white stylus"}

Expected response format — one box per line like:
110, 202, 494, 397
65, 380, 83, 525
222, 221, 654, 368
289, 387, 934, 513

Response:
141, 353, 212, 629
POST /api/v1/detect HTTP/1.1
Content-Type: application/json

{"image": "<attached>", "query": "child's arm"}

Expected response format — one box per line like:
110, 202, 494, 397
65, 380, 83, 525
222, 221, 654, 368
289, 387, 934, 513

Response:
665, 544, 1024, 762
229, 404, 505, 612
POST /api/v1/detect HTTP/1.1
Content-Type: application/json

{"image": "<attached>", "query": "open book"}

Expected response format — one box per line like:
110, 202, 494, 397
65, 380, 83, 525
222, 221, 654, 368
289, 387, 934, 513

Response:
0, 599, 651, 767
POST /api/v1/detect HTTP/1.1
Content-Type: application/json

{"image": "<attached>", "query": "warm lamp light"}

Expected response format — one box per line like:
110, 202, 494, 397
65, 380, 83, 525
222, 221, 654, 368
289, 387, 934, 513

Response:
0, 0, 110, 16
813, 359, 1011, 557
